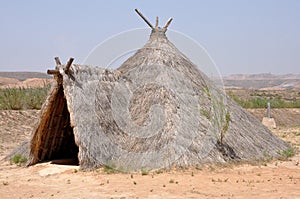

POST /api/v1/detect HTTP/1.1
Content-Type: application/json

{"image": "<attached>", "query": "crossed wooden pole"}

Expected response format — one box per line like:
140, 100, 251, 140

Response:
134, 9, 173, 31
47, 57, 74, 75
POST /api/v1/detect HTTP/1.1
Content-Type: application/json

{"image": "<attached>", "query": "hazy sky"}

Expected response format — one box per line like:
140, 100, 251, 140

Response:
0, 0, 299, 75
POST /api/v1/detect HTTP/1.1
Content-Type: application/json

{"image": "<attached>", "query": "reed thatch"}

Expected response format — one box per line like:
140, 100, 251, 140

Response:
7, 10, 290, 171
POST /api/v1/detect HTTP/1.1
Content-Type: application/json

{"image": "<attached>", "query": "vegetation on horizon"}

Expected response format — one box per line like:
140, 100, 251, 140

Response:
1, 86, 300, 110
227, 91, 300, 109
0, 86, 50, 110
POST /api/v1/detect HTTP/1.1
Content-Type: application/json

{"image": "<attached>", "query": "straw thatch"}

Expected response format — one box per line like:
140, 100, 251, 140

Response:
6, 11, 290, 171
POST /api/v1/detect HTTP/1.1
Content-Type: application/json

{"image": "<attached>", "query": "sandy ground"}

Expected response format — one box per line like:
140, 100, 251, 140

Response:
0, 110, 300, 199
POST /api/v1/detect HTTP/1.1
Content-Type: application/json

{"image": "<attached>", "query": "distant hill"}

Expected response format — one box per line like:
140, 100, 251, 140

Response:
0, 71, 299, 91
0, 72, 53, 88
0, 72, 51, 81
224, 73, 300, 80
223, 73, 300, 91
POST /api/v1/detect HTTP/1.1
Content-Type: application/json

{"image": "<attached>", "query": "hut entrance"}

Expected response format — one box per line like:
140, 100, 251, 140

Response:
37, 85, 79, 165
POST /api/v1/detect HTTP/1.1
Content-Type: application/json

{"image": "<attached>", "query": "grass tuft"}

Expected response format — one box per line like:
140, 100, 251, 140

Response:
141, 169, 149, 176
278, 148, 296, 160
200, 108, 211, 120
10, 154, 27, 166
103, 163, 117, 174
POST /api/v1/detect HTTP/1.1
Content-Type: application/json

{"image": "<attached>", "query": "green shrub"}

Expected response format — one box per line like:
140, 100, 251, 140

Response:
0, 86, 50, 110
141, 168, 149, 175
10, 154, 28, 166
200, 109, 210, 120
155, 169, 163, 174
223, 111, 231, 133
278, 148, 296, 160
103, 163, 117, 174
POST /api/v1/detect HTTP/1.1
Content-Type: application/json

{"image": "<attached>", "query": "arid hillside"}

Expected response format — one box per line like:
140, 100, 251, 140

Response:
224, 73, 300, 90
0, 72, 53, 89
0, 72, 51, 81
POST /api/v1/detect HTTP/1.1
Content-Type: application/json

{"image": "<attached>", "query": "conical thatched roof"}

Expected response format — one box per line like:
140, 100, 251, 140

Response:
6, 10, 290, 171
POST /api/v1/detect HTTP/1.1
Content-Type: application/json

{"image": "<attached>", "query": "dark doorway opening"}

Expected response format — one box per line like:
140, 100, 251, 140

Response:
38, 86, 79, 165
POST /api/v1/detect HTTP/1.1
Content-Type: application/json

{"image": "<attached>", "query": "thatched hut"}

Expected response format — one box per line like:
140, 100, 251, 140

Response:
7, 10, 290, 171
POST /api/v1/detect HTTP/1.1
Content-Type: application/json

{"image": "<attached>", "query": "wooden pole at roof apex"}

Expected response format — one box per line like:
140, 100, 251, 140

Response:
48, 57, 74, 75
65, 57, 74, 73
155, 16, 159, 28
135, 9, 154, 29
54, 57, 61, 66
163, 18, 173, 29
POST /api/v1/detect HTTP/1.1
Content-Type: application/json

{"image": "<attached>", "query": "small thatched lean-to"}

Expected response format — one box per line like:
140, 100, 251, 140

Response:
8, 10, 290, 171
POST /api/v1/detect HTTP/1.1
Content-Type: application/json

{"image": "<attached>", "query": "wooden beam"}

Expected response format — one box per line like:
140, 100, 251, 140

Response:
135, 9, 154, 29
64, 57, 74, 73
47, 69, 60, 75
163, 18, 173, 29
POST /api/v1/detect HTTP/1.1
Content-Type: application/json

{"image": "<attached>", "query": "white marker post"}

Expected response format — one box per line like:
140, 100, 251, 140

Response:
267, 102, 271, 118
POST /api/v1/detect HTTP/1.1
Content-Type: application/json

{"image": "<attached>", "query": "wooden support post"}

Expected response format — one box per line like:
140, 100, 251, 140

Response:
163, 18, 173, 29
135, 9, 154, 29
64, 57, 74, 73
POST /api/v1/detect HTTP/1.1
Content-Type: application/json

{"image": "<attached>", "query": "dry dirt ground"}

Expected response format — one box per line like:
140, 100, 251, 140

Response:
0, 110, 300, 199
